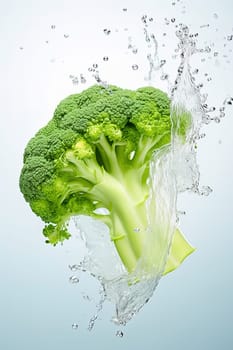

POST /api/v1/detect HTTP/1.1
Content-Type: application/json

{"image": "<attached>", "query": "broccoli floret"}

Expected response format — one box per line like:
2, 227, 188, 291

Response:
19, 84, 194, 274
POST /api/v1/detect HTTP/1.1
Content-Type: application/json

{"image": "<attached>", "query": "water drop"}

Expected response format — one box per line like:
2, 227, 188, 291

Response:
51, 25, 56, 29
205, 46, 211, 53
207, 77, 212, 82
116, 330, 124, 338
132, 64, 139, 70
103, 56, 109, 61
200, 186, 213, 196
19, 46, 24, 50
214, 51, 219, 57
69, 276, 79, 284
160, 59, 166, 67
160, 74, 169, 80
68, 264, 79, 271
214, 117, 221, 123
171, 18, 176, 23
132, 48, 138, 54
80, 74, 86, 83
227, 35, 233, 41
213, 13, 218, 19
72, 77, 79, 85
133, 227, 140, 232
172, 2, 176, 5
64, 34, 69, 38
122, 8, 127, 12
224, 97, 233, 105
103, 28, 111, 35
72, 323, 79, 330
149, 17, 154, 22
93, 63, 98, 68
45, 40, 49, 44
141, 15, 147, 24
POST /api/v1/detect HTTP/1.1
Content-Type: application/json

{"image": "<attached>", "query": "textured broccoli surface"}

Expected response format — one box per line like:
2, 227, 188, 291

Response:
20, 85, 194, 274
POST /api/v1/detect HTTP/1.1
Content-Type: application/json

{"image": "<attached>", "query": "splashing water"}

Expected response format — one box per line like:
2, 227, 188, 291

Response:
66, 14, 233, 327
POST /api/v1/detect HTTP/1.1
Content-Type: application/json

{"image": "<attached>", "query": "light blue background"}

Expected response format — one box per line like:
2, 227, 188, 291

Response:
1, 0, 233, 349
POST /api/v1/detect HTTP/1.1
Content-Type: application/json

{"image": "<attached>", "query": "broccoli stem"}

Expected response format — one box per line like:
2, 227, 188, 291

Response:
90, 173, 149, 272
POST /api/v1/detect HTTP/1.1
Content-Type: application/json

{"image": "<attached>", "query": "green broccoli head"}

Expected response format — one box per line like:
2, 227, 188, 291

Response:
19, 84, 193, 274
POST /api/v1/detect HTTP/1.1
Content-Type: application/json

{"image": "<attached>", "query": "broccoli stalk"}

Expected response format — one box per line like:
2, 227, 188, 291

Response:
19, 84, 194, 276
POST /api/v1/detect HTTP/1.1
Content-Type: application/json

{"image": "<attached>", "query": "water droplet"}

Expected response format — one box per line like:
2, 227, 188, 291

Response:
133, 227, 140, 232
45, 40, 49, 44
171, 18, 176, 23
214, 51, 219, 57
69, 276, 79, 284
200, 186, 213, 196
224, 97, 233, 105
122, 8, 127, 12
116, 330, 124, 338
160, 74, 169, 80
214, 117, 221, 123
213, 13, 218, 19
141, 15, 147, 24
72, 77, 79, 85
205, 46, 211, 53
19, 46, 24, 50
172, 2, 176, 5
163, 32, 167, 36
227, 35, 233, 41
64, 34, 69, 38
200, 24, 210, 29
103, 56, 109, 61
149, 17, 154, 22
51, 25, 56, 29
80, 74, 86, 83
88, 67, 94, 72
207, 77, 212, 82
132, 48, 138, 54
103, 28, 111, 35
68, 264, 79, 271
160, 59, 166, 67
132, 64, 138, 70
93, 63, 98, 68
72, 323, 79, 330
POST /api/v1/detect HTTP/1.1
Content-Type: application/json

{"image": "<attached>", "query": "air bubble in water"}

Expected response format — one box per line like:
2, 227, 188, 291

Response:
132, 48, 138, 54
149, 17, 154, 22
64, 34, 69, 38
122, 8, 127, 12
116, 330, 124, 338
227, 35, 233, 41
200, 186, 213, 196
171, 18, 176, 23
80, 74, 86, 84
141, 15, 147, 24
213, 13, 218, 19
19, 46, 24, 50
93, 63, 98, 68
51, 25, 56, 29
103, 56, 109, 61
69, 276, 79, 284
160, 59, 166, 67
68, 264, 79, 271
160, 74, 169, 80
72, 77, 79, 85
133, 227, 140, 232
132, 64, 139, 70
103, 28, 111, 35
72, 323, 79, 330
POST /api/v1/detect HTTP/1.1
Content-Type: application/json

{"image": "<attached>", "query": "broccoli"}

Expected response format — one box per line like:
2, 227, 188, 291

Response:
19, 84, 194, 274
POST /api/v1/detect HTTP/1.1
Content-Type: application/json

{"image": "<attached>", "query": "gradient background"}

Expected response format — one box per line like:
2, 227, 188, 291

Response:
1, 0, 233, 349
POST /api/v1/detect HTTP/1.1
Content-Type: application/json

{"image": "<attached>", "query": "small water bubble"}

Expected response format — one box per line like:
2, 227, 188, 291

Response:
19, 46, 24, 50
149, 17, 154, 22
116, 330, 124, 338
141, 15, 147, 24
214, 117, 221, 123
93, 63, 98, 68
72, 323, 79, 330
45, 40, 49, 44
132, 48, 138, 54
200, 186, 213, 196
207, 77, 212, 82
122, 8, 127, 12
224, 97, 233, 105
172, 2, 176, 5
72, 77, 79, 85
163, 32, 167, 36
103, 56, 109, 61
51, 25, 56, 29
160, 74, 169, 80
80, 74, 86, 83
213, 13, 218, 19
68, 264, 79, 271
133, 227, 140, 232
69, 276, 79, 284
164, 17, 170, 25
88, 67, 94, 72
205, 46, 211, 53
160, 59, 166, 67
201, 58, 206, 62
64, 34, 69, 38
132, 64, 139, 70
171, 18, 176, 23
214, 51, 219, 57
197, 83, 204, 89
227, 35, 233, 41
103, 28, 111, 35
200, 24, 210, 29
